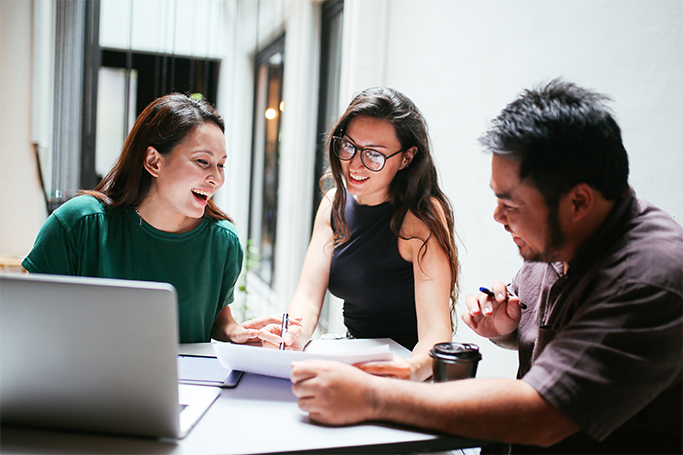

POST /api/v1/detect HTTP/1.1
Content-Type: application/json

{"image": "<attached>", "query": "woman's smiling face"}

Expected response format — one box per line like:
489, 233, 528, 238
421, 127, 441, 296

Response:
144, 121, 227, 228
341, 116, 411, 206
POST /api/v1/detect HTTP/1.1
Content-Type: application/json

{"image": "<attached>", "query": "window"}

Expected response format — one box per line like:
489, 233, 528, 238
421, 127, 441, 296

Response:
315, 0, 344, 332
248, 35, 285, 286
45, 0, 222, 208
312, 0, 344, 225
86, 49, 220, 186
48, 0, 98, 211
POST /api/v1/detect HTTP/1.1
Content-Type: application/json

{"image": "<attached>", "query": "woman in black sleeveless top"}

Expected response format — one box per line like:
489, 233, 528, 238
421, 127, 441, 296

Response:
260, 87, 459, 381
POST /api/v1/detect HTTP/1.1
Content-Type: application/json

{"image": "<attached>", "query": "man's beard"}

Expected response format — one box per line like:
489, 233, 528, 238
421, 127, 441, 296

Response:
521, 204, 565, 263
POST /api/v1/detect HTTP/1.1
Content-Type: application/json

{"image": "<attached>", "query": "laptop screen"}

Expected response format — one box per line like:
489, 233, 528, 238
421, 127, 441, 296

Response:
0, 273, 190, 438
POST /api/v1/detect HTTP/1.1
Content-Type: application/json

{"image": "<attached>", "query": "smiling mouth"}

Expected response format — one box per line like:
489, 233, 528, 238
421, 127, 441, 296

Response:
505, 226, 523, 243
349, 172, 369, 182
191, 188, 213, 201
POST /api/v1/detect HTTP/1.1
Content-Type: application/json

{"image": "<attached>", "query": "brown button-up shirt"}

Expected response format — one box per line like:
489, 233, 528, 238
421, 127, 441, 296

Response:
510, 189, 682, 453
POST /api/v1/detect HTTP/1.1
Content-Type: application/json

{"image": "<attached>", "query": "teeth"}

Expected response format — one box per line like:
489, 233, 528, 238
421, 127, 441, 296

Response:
192, 188, 212, 200
350, 173, 369, 181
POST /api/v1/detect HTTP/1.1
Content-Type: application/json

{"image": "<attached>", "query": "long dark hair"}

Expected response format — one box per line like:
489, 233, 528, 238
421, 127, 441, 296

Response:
83, 93, 231, 221
324, 87, 459, 311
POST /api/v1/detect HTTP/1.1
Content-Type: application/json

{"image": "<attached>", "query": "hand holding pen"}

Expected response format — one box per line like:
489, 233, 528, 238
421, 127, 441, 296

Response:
462, 281, 524, 339
479, 287, 527, 310
254, 313, 305, 350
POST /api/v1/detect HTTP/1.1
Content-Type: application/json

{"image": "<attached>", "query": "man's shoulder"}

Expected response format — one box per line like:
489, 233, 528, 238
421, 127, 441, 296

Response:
632, 198, 683, 240
626, 198, 682, 259
604, 198, 682, 292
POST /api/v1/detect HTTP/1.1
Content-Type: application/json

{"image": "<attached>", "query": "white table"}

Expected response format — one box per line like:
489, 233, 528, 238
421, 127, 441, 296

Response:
1, 339, 485, 454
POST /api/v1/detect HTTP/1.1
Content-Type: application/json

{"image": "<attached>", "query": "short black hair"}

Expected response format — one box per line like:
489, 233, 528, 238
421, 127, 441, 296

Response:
479, 79, 630, 207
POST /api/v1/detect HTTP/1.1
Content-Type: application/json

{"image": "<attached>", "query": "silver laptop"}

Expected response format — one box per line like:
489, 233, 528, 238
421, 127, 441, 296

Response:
0, 273, 219, 439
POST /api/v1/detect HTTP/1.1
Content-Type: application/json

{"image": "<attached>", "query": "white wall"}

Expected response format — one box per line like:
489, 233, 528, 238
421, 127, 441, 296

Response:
340, 0, 683, 378
0, 0, 49, 257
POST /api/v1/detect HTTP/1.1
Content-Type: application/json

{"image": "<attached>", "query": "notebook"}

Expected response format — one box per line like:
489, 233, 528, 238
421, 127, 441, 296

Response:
0, 273, 219, 439
177, 354, 243, 388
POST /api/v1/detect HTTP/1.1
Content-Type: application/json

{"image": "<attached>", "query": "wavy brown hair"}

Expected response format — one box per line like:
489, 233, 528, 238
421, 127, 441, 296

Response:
82, 93, 231, 221
324, 87, 459, 318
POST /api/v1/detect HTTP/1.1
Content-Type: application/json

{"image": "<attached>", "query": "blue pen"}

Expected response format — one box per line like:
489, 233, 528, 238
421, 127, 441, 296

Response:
479, 287, 527, 309
279, 313, 289, 350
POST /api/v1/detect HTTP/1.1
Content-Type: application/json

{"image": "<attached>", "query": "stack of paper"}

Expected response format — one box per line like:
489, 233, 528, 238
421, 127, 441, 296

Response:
212, 341, 394, 379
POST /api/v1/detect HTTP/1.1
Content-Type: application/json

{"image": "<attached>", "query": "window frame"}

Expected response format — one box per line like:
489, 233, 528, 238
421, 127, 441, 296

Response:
247, 34, 286, 287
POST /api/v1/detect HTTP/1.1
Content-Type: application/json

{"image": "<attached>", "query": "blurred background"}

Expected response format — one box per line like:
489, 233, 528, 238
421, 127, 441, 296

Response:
1, 0, 681, 379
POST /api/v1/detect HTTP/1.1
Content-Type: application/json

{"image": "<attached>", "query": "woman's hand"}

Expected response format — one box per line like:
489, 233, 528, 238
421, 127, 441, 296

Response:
257, 319, 308, 350
226, 315, 300, 344
354, 355, 416, 380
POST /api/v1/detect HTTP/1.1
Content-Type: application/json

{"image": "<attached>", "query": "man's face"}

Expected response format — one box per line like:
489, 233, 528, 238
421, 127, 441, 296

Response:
490, 154, 566, 263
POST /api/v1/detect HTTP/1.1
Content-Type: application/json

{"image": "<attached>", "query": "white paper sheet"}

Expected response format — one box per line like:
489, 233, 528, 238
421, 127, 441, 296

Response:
212, 341, 394, 379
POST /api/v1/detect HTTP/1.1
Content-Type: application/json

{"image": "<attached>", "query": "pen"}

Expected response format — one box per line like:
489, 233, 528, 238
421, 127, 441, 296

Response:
279, 313, 289, 350
479, 287, 527, 310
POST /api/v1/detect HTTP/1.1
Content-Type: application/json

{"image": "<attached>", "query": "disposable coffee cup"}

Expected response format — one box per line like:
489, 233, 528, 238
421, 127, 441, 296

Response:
430, 342, 481, 382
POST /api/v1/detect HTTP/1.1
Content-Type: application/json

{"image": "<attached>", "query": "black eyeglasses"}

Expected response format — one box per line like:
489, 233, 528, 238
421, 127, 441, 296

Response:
331, 136, 403, 172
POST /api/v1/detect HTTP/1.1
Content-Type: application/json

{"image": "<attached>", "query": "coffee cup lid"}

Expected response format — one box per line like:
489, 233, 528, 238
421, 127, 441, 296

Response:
430, 342, 482, 361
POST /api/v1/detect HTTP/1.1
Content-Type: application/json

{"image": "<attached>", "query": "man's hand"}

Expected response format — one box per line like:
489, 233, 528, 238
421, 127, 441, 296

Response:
462, 281, 522, 339
292, 360, 580, 446
291, 360, 380, 425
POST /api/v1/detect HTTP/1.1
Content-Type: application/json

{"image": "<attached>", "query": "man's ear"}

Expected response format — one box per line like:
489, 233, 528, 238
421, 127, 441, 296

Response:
567, 183, 594, 223
400, 146, 417, 170
143, 146, 162, 177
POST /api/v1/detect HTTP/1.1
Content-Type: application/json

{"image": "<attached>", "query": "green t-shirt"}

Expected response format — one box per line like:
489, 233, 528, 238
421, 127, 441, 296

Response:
22, 195, 244, 343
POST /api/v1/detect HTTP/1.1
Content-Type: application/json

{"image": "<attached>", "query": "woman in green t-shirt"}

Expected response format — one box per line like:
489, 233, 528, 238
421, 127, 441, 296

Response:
23, 93, 282, 343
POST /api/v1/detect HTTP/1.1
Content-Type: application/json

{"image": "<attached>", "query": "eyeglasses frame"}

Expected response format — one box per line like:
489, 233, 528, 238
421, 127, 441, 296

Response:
331, 136, 404, 172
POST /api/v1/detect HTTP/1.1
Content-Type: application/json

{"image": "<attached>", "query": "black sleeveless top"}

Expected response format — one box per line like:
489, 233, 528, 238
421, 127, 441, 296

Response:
328, 193, 418, 350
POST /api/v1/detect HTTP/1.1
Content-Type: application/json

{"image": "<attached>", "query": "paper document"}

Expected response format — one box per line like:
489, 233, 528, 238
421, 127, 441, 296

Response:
212, 341, 394, 379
